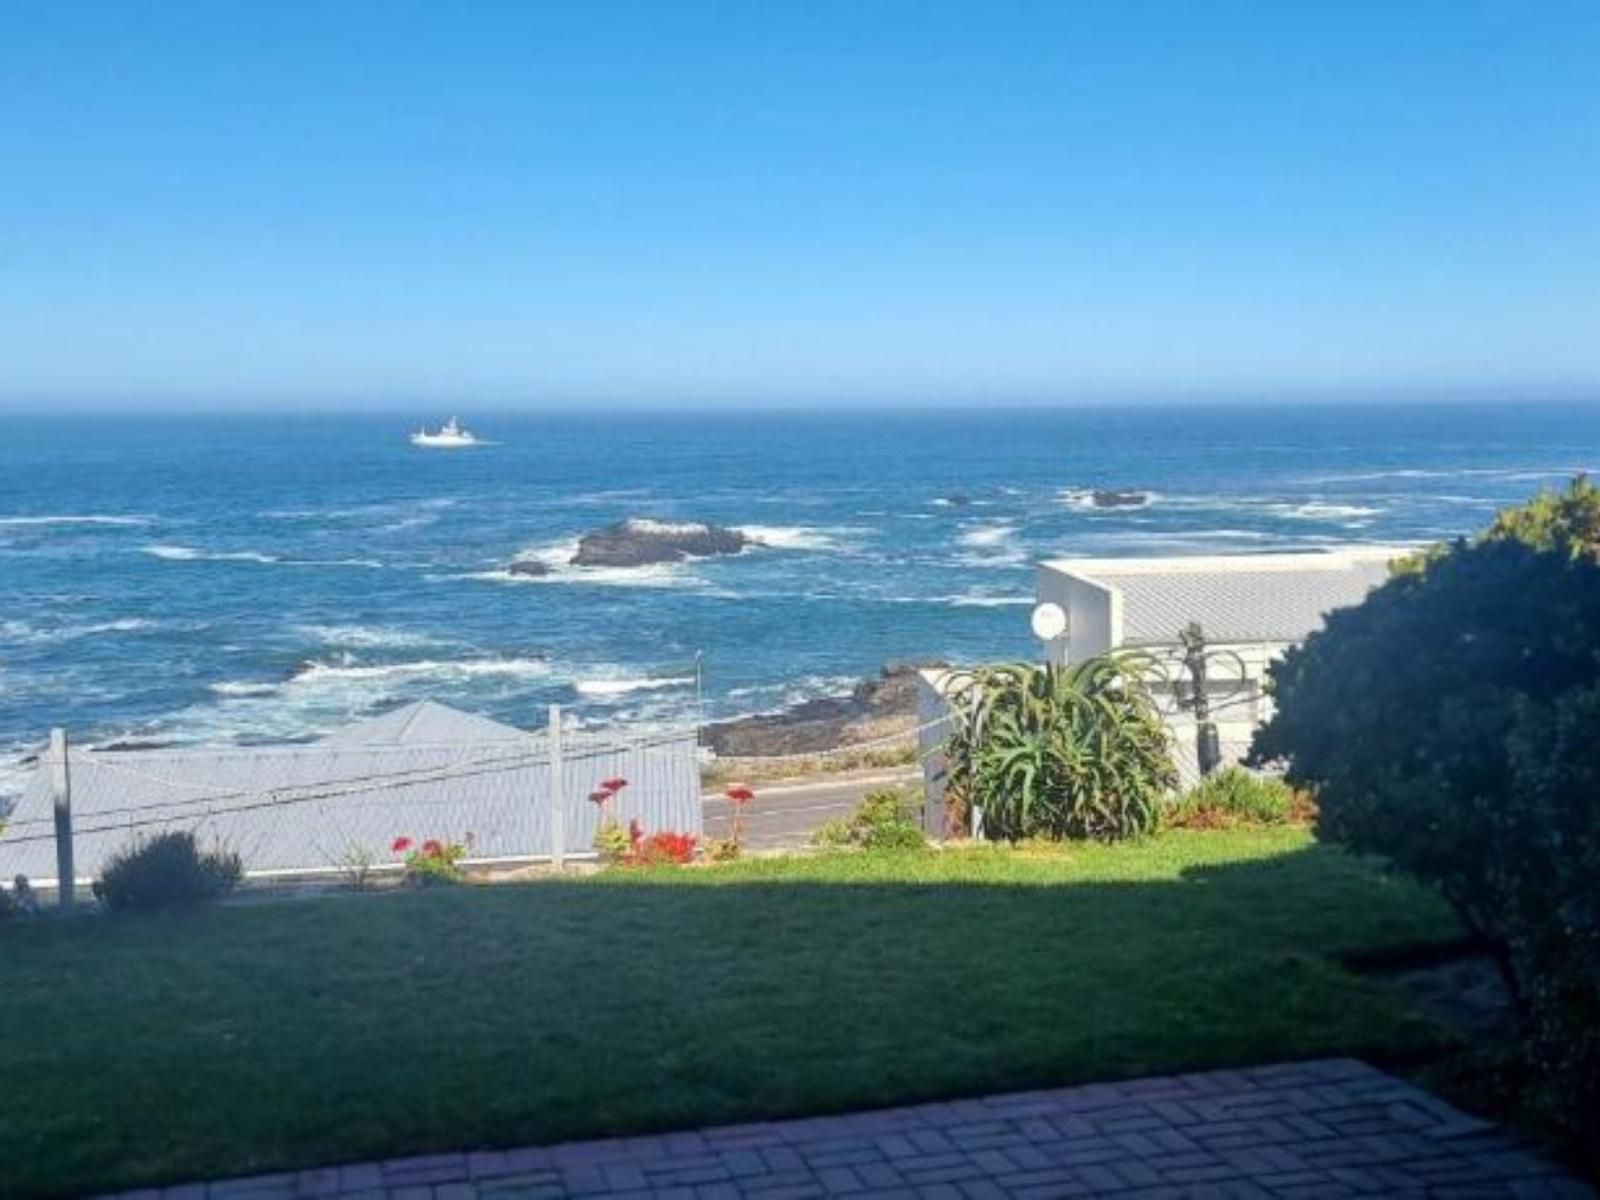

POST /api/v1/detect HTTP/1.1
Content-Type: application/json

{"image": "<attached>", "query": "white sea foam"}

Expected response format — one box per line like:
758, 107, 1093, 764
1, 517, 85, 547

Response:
145, 544, 275, 563
290, 656, 552, 685
208, 680, 281, 697
575, 675, 695, 698
460, 564, 705, 590
0, 514, 152, 528
1274, 502, 1383, 520
623, 518, 711, 535
957, 522, 1018, 549
294, 624, 447, 650
143, 544, 383, 569
737, 525, 839, 551
0, 617, 157, 644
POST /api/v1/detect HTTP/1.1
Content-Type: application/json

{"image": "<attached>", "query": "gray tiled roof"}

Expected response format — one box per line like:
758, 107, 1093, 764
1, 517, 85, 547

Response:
0, 702, 699, 884
1094, 560, 1392, 645
319, 700, 528, 746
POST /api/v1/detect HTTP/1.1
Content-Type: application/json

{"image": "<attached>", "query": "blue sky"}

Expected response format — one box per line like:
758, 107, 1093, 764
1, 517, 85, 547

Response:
1, 1, 1597, 407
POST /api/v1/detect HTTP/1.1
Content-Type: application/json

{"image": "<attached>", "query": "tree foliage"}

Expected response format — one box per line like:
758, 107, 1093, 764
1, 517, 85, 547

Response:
1252, 478, 1600, 1147
943, 656, 1176, 842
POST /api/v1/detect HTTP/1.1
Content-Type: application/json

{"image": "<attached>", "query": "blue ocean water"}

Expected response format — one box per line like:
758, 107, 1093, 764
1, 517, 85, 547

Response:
3, 403, 1599, 795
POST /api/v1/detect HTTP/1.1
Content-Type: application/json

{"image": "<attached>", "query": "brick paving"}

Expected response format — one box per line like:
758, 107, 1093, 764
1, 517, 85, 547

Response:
103, 1059, 1593, 1199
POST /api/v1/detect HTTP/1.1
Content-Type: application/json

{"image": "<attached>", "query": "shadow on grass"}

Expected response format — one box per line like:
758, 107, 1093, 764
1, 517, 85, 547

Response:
0, 839, 1463, 1199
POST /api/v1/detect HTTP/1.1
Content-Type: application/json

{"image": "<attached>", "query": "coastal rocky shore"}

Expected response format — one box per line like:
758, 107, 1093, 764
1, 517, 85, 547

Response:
704, 662, 937, 757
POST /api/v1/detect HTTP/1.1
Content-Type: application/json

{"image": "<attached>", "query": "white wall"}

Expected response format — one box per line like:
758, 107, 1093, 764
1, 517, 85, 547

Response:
1035, 565, 1117, 665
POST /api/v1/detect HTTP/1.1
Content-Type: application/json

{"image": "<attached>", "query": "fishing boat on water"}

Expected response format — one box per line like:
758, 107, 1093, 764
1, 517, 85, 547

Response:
410, 417, 480, 448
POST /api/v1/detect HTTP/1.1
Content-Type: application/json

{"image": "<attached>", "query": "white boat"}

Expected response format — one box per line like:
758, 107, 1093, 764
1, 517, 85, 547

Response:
410, 417, 480, 448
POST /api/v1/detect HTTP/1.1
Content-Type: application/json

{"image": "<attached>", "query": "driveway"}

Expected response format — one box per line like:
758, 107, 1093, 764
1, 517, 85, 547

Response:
702, 767, 923, 849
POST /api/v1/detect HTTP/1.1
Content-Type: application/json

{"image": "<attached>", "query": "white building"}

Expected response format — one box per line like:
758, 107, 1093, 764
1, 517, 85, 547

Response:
919, 548, 1399, 829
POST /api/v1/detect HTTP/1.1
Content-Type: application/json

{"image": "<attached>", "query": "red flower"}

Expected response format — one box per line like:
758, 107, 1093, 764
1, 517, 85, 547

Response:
628, 818, 643, 846
725, 784, 755, 805
391, 837, 413, 854
589, 789, 611, 805
421, 839, 444, 857
601, 777, 628, 793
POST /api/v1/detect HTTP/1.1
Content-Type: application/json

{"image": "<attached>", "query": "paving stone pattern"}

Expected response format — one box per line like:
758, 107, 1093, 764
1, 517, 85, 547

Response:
103, 1058, 1593, 1199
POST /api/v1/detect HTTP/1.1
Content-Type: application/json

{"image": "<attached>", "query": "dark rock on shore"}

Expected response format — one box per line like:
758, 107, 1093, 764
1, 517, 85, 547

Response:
572, 519, 750, 568
705, 662, 942, 757
507, 558, 551, 577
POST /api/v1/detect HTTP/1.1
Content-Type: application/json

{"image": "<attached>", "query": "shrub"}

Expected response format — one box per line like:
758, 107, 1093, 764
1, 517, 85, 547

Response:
813, 788, 926, 851
339, 845, 377, 890
1166, 766, 1293, 829
593, 820, 632, 863
393, 836, 468, 886
942, 656, 1176, 842
0, 885, 14, 924
627, 830, 697, 866
93, 831, 242, 912
1251, 479, 1600, 1149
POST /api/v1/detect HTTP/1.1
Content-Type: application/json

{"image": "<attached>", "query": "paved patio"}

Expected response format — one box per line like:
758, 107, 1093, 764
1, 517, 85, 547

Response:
106, 1059, 1591, 1199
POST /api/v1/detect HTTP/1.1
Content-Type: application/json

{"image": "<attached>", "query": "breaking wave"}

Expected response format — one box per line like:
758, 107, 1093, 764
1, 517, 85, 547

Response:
0, 514, 152, 528
143, 544, 383, 569
289, 657, 552, 685
737, 525, 841, 551
575, 675, 695, 699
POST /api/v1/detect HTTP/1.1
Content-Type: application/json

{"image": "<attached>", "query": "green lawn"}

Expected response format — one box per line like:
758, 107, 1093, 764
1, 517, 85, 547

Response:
0, 830, 1460, 1198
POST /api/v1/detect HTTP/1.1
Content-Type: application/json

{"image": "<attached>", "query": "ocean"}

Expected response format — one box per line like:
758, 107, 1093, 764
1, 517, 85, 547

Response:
4, 402, 1599, 798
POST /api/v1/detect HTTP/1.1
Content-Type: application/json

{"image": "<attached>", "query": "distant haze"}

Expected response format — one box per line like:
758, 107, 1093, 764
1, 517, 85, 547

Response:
1, 1, 1597, 409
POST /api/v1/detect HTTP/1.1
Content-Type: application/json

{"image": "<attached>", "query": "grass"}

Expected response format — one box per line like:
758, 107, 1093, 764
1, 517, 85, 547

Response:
0, 829, 1460, 1198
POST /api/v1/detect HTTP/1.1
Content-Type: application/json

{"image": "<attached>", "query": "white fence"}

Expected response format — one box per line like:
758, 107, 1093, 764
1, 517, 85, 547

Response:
0, 713, 702, 891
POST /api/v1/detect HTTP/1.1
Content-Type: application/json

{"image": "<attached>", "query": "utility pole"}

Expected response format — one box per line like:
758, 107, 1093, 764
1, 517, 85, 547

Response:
1178, 623, 1221, 778
548, 705, 566, 870
49, 727, 74, 910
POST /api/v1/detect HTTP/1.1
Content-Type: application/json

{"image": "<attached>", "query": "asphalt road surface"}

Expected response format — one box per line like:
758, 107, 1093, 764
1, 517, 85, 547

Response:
702, 767, 924, 849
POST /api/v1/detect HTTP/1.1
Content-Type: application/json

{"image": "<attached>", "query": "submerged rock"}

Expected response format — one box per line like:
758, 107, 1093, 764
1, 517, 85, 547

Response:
571, 519, 750, 568
507, 558, 551, 577
1089, 489, 1149, 508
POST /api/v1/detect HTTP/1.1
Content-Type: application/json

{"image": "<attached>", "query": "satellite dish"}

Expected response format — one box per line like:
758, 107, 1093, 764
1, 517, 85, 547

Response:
1031, 602, 1067, 641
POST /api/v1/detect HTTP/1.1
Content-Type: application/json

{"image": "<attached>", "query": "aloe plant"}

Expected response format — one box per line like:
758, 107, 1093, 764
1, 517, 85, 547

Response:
943, 656, 1176, 842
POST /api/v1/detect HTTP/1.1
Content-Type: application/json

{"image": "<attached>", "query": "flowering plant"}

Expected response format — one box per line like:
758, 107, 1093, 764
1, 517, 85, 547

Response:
724, 783, 756, 852
627, 829, 698, 866
393, 834, 470, 885
589, 777, 631, 860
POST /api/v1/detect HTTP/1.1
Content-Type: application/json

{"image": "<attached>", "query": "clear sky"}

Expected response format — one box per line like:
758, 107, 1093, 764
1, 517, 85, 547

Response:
1, 0, 1597, 408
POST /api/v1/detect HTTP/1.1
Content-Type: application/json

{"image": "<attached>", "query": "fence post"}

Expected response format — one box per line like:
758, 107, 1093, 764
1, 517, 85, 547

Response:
548, 705, 566, 870
49, 727, 74, 910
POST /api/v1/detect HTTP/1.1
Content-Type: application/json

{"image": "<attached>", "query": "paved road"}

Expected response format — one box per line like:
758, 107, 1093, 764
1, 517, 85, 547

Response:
103, 1059, 1593, 1198
702, 768, 924, 849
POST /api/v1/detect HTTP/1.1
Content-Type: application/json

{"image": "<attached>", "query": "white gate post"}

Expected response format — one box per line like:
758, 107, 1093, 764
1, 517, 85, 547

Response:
548, 705, 566, 870
49, 728, 74, 909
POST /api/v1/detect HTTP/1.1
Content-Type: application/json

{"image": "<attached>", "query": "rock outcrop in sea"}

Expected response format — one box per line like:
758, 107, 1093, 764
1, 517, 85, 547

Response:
571, 519, 750, 568
1090, 489, 1149, 508
1062, 488, 1151, 509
